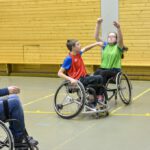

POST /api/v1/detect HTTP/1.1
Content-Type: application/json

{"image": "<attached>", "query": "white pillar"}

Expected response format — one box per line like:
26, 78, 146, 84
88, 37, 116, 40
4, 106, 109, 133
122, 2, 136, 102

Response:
101, 0, 118, 41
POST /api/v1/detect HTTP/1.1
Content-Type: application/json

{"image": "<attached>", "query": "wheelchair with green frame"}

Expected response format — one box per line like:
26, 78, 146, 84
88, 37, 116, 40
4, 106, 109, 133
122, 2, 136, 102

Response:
54, 72, 132, 119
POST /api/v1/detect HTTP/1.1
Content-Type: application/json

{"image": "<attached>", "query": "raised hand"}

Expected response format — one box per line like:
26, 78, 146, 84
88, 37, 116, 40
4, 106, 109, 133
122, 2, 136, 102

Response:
113, 21, 120, 29
96, 41, 103, 47
97, 17, 103, 24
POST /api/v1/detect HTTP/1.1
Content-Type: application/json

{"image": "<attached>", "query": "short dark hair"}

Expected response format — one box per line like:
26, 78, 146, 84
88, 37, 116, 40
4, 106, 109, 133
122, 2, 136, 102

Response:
66, 39, 78, 51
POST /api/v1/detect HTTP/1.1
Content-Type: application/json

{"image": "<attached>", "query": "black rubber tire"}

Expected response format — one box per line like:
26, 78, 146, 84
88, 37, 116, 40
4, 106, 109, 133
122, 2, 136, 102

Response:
0, 121, 14, 150
54, 80, 86, 119
117, 73, 132, 105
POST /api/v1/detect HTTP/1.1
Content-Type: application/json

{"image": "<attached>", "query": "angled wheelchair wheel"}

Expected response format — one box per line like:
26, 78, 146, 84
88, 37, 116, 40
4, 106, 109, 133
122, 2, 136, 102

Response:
117, 73, 132, 105
54, 80, 86, 119
0, 121, 14, 150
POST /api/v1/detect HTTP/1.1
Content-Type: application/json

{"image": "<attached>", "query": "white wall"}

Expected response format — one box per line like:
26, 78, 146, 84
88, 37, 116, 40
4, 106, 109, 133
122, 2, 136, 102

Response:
101, 0, 118, 41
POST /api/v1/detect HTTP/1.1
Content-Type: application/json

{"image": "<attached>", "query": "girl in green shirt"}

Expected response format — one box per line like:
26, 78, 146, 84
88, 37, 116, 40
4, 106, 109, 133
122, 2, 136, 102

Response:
94, 17, 128, 83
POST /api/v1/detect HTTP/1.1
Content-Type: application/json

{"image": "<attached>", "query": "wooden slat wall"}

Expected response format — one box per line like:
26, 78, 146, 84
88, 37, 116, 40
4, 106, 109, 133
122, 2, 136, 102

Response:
0, 0, 100, 64
120, 0, 150, 67
0, 0, 149, 79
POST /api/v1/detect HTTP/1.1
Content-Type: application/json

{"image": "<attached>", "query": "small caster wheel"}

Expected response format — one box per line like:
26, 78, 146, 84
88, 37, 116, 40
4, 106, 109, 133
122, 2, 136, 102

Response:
95, 113, 100, 119
105, 111, 109, 116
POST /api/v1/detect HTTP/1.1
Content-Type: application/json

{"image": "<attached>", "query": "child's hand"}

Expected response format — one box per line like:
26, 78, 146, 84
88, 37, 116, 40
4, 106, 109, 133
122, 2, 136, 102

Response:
97, 17, 103, 24
96, 41, 103, 47
70, 79, 78, 85
8, 86, 20, 94
113, 21, 120, 29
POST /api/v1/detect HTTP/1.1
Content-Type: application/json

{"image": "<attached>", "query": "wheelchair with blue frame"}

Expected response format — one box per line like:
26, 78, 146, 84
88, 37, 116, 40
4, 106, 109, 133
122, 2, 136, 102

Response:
0, 100, 39, 150
54, 72, 132, 119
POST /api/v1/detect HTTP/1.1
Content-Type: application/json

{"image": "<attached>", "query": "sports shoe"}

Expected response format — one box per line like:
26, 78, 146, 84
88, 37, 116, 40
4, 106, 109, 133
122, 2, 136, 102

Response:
25, 136, 38, 146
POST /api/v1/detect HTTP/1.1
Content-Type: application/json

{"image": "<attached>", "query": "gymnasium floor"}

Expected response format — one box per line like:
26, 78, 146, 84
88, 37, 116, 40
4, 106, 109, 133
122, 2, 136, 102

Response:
0, 76, 150, 150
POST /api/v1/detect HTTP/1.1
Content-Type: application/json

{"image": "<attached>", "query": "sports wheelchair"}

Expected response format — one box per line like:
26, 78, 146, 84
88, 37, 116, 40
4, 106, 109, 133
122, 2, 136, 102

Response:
0, 119, 39, 150
54, 72, 132, 119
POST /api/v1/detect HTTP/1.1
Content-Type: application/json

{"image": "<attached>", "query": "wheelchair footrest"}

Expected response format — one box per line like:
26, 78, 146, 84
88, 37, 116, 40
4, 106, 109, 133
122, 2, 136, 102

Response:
82, 103, 109, 114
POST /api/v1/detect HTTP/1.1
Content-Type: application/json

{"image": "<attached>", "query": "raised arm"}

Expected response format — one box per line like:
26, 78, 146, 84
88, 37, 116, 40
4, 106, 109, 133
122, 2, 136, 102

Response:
81, 42, 103, 53
113, 21, 124, 49
94, 17, 103, 42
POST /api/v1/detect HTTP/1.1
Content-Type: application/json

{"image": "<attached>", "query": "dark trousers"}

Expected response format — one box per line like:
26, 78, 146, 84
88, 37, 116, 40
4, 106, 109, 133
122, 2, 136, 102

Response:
79, 75, 104, 95
94, 68, 120, 85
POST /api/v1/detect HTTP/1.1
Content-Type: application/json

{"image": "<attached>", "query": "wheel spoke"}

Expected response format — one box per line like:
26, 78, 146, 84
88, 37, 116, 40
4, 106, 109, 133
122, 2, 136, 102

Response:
54, 81, 85, 119
0, 121, 14, 149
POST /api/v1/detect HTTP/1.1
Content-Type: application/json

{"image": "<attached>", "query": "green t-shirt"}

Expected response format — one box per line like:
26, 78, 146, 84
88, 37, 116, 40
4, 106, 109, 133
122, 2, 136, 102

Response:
101, 43, 123, 69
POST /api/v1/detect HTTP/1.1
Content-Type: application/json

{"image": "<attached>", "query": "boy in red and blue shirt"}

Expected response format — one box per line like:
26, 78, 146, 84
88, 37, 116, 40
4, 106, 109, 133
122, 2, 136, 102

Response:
58, 39, 105, 107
